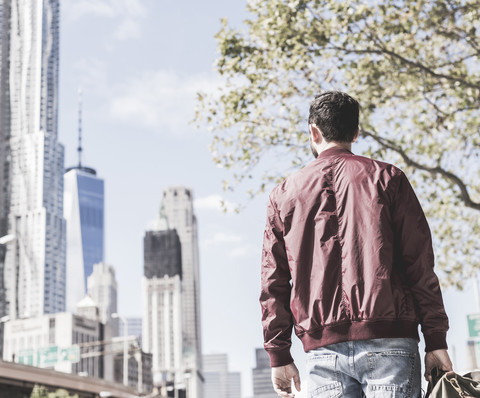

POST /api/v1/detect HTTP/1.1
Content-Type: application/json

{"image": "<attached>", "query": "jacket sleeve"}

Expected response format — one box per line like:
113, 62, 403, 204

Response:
260, 194, 294, 367
391, 170, 449, 352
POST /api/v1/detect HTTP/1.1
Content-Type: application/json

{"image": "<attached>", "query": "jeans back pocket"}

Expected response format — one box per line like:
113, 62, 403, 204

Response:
307, 353, 343, 398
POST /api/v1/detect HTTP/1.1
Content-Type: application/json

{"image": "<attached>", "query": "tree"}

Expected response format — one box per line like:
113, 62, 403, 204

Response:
30, 385, 49, 398
30, 385, 79, 398
195, 0, 480, 286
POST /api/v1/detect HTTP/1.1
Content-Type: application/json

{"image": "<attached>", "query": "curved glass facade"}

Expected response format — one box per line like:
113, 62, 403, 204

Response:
77, 172, 104, 287
64, 168, 104, 311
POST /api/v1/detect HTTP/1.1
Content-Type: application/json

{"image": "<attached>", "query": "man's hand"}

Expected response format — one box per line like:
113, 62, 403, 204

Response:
424, 349, 453, 382
271, 362, 301, 397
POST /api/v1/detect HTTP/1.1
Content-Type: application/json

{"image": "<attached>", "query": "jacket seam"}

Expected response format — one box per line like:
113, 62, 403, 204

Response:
330, 156, 349, 318
294, 317, 419, 336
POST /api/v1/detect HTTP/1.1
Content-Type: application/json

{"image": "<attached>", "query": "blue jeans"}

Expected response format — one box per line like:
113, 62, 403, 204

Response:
307, 338, 421, 397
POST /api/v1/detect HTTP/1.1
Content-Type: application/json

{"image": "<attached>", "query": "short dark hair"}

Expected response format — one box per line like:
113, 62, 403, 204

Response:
308, 91, 359, 143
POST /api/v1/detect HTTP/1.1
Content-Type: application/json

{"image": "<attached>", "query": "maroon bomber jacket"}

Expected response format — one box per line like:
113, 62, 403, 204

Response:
260, 146, 449, 367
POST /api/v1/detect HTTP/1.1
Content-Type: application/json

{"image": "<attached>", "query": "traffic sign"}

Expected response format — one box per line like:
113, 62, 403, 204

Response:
17, 348, 34, 365
467, 314, 480, 338
60, 345, 80, 363
37, 345, 58, 368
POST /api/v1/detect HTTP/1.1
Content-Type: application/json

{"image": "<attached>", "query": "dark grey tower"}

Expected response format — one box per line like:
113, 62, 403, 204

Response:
144, 229, 182, 279
143, 224, 184, 389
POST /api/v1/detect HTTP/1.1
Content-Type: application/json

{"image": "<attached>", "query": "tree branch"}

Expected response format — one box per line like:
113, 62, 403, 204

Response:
361, 129, 480, 210
368, 32, 480, 91
306, 3, 480, 90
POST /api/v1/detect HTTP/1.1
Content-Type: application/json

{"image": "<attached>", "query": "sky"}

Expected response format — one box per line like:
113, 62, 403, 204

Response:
58, 1, 477, 397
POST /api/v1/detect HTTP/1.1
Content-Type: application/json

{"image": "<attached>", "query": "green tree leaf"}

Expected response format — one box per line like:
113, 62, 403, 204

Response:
195, 0, 480, 287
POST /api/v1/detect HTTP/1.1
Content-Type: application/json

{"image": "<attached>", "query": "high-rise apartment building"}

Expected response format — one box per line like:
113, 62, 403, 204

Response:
162, 187, 203, 398
1, 0, 66, 319
121, 317, 143, 347
86, 261, 118, 382
203, 353, 241, 398
0, 0, 11, 358
143, 228, 183, 389
252, 348, 277, 398
87, 262, 117, 331
228, 373, 242, 398
143, 187, 203, 397
0, 0, 11, 239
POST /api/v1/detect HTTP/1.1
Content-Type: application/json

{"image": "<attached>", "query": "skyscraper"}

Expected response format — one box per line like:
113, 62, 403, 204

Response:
143, 228, 183, 389
0, 0, 12, 355
162, 187, 203, 398
1, 0, 66, 319
252, 348, 277, 398
0, 0, 11, 238
203, 353, 241, 398
64, 89, 104, 311
121, 317, 143, 347
86, 262, 117, 382
87, 262, 117, 330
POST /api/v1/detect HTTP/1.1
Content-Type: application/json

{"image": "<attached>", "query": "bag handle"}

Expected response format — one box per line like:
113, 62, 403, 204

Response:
446, 373, 475, 398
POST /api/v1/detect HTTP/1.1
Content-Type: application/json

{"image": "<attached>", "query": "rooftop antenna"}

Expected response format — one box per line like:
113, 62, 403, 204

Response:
77, 87, 83, 169
157, 203, 170, 230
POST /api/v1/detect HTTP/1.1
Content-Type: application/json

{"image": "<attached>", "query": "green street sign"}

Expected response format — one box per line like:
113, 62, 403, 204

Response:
37, 345, 58, 368
467, 314, 480, 338
17, 349, 34, 366
60, 345, 80, 363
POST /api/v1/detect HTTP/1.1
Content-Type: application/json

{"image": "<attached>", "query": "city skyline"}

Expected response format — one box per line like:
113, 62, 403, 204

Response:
57, 1, 265, 395
0, 1, 475, 397
56, 1, 477, 397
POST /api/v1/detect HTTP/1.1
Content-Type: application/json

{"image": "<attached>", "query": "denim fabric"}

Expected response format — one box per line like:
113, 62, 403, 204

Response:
307, 338, 421, 398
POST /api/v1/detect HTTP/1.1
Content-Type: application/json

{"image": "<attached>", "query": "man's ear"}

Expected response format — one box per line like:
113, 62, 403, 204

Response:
352, 129, 360, 143
309, 124, 322, 144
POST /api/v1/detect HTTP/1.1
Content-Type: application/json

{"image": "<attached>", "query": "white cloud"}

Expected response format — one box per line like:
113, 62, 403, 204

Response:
194, 195, 238, 213
109, 70, 220, 132
65, 1, 117, 19
113, 18, 142, 40
64, 0, 146, 40
228, 246, 250, 258
65, 0, 147, 19
203, 232, 244, 247
73, 57, 108, 95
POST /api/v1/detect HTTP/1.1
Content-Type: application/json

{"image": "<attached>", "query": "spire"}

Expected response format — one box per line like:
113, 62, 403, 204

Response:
155, 203, 170, 231
77, 87, 83, 169
65, 88, 97, 176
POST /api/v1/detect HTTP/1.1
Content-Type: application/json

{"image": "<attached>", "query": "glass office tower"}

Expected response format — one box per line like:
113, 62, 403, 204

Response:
64, 166, 104, 311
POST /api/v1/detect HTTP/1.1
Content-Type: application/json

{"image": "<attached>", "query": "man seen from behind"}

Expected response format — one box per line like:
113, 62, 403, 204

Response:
260, 91, 453, 398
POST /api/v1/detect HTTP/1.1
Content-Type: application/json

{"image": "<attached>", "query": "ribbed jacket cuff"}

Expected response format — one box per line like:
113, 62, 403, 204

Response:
266, 347, 294, 367
424, 332, 448, 352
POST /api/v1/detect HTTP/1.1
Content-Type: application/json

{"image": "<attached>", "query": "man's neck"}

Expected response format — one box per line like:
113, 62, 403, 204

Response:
317, 141, 352, 156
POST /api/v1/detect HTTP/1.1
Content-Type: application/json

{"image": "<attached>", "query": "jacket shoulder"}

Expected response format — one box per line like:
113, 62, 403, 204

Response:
268, 153, 404, 206
346, 153, 402, 176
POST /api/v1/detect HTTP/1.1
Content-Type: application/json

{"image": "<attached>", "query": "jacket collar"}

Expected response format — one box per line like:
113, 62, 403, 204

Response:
316, 146, 353, 159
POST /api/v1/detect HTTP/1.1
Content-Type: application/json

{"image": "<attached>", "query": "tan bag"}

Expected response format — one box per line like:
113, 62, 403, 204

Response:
426, 369, 480, 398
